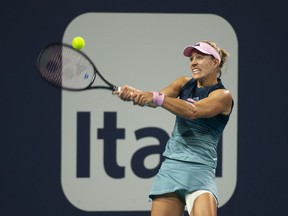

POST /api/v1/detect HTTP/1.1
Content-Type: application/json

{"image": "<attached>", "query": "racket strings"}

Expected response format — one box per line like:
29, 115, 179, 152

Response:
38, 44, 95, 90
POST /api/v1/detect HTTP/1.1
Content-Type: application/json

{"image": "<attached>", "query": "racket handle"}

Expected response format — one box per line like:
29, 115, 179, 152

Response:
112, 86, 121, 92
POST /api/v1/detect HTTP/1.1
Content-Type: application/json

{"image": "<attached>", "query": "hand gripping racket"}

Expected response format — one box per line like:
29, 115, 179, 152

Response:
37, 43, 119, 91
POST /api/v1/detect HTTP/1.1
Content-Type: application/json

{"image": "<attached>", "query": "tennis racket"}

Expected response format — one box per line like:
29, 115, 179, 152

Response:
37, 43, 119, 91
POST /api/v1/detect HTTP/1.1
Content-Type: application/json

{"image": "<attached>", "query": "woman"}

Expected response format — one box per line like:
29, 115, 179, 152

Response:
116, 40, 233, 216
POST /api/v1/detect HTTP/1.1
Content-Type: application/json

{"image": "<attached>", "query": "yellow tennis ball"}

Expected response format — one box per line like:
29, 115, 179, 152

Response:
72, 37, 85, 50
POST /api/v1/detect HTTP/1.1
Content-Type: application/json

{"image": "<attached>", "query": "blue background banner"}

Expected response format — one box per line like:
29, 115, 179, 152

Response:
1, 0, 287, 215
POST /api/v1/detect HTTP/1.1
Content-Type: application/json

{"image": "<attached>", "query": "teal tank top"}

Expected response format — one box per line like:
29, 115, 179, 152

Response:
162, 78, 232, 168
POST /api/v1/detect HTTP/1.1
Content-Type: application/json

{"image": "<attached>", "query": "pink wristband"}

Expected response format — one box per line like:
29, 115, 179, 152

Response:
152, 92, 165, 106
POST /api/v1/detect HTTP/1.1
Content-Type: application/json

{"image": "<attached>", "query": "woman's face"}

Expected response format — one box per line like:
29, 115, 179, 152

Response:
189, 50, 218, 81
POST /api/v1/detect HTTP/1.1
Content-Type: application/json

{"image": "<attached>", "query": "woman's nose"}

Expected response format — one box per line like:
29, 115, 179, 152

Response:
190, 60, 197, 67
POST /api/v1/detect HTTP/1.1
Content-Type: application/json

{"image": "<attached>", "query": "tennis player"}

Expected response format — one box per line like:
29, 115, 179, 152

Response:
117, 40, 233, 216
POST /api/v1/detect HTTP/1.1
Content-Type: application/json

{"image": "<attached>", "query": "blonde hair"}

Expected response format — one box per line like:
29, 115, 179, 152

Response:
202, 40, 229, 77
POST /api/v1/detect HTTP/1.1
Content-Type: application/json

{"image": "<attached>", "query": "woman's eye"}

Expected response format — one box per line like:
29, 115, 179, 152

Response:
190, 55, 203, 61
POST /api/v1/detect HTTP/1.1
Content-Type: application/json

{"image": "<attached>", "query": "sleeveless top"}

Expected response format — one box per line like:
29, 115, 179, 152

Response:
162, 78, 232, 169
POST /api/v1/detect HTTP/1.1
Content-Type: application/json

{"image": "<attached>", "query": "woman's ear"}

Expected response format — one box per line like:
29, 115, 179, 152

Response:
213, 59, 220, 67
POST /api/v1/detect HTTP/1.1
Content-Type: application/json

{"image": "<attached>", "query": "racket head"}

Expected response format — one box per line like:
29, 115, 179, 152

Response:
37, 43, 98, 91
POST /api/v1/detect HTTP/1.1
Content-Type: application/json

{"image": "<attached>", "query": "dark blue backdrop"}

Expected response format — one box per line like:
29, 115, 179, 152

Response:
1, 0, 288, 215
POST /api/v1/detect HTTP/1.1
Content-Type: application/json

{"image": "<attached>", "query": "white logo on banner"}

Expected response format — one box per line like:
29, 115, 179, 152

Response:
62, 13, 238, 211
